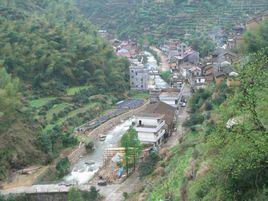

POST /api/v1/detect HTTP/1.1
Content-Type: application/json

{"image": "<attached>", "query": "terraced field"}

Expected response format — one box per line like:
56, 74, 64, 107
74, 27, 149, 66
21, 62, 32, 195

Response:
76, 0, 268, 42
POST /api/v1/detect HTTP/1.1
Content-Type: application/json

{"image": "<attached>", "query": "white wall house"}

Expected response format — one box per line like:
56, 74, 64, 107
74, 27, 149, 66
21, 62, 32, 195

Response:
159, 91, 181, 108
133, 114, 166, 145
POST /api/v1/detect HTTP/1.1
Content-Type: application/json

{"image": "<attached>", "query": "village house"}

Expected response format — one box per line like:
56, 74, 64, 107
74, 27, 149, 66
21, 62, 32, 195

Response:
149, 89, 161, 103
129, 60, 149, 91
223, 51, 239, 64
213, 61, 235, 85
227, 72, 240, 87
202, 63, 214, 83
188, 66, 206, 90
134, 113, 166, 145
170, 72, 183, 89
134, 101, 176, 145
179, 62, 196, 78
159, 88, 181, 108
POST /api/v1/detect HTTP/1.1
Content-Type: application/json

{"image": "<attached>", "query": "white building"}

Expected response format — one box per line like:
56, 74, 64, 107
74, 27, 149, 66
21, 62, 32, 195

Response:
159, 90, 181, 108
133, 113, 166, 145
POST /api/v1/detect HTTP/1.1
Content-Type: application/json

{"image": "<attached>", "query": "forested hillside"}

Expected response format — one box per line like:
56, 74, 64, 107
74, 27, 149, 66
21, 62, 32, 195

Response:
0, 0, 129, 180
129, 21, 268, 201
77, 0, 268, 44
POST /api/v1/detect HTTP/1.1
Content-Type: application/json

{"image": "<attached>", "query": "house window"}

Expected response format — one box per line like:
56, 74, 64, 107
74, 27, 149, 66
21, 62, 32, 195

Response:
139, 120, 142, 126
175, 100, 178, 104
141, 85, 143, 88
141, 78, 143, 81
135, 72, 138, 75
131, 70, 134, 73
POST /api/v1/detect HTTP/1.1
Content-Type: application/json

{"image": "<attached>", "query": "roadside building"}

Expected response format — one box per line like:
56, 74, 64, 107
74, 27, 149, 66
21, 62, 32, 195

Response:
134, 101, 177, 145
133, 113, 166, 145
202, 63, 214, 83
143, 101, 177, 137
159, 88, 181, 108
129, 62, 149, 91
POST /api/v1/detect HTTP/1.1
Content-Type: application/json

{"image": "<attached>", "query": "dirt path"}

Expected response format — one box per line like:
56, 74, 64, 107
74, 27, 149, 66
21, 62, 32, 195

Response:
97, 172, 140, 201
150, 46, 170, 72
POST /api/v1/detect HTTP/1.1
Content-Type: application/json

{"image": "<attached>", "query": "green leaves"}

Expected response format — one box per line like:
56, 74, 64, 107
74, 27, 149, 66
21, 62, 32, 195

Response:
0, 0, 129, 94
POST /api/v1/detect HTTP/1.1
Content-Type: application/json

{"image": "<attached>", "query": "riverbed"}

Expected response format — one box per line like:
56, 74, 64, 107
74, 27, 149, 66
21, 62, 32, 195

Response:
145, 51, 169, 89
63, 52, 168, 185
64, 119, 133, 185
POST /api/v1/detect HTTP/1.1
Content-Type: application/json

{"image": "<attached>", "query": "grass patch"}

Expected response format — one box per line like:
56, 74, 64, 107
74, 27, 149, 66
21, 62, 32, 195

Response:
66, 85, 92, 96
30, 97, 56, 108
128, 90, 150, 99
150, 148, 193, 200
46, 103, 72, 121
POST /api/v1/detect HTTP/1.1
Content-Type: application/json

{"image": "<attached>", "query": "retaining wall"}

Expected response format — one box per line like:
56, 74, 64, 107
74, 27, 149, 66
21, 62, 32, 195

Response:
68, 101, 150, 163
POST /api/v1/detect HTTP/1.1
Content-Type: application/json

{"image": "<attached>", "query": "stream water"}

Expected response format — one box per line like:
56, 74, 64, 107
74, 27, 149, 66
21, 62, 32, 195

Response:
64, 119, 133, 185
63, 52, 168, 185
145, 51, 169, 89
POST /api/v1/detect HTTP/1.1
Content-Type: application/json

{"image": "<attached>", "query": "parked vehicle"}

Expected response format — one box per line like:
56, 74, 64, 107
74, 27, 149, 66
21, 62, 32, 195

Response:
99, 135, 106, 141
97, 179, 107, 186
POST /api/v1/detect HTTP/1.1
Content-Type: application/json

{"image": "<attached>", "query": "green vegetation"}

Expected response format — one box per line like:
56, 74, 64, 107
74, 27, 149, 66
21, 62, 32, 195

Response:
0, 194, 29, 201
77, 0, 268, 44
30, 97, 57, 108
242, 20, 268, 55
139, 152, 160, 178
121, 128, 142, 176
187, 35, 216, 57
68, 187, 101, 201
132, 21, 268, 201
56, 157, 71, 178
160, 71, 172, 83
0, 0, 130, 181
128, 90, 150, 99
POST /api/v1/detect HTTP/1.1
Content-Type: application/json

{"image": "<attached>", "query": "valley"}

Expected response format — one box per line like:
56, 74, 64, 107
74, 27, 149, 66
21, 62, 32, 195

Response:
0, 0, 268, 201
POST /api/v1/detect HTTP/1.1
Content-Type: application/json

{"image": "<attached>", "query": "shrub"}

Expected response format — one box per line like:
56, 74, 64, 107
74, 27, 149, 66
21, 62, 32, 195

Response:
81, 186, 101, 201
139, 152, 160, 177
183, 114, 204, 128
85, 140, 95, 153
204, 102, 213, 111
56, 157, 70, 178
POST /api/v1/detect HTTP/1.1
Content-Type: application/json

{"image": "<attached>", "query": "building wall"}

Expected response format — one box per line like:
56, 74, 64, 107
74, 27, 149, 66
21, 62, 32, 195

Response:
138, 129, 165, 144
159, 97, 179, 108
215, 76, 225, 85
130, 67, 149, 91
138, 132, 156, 143
135, 117, 159, 126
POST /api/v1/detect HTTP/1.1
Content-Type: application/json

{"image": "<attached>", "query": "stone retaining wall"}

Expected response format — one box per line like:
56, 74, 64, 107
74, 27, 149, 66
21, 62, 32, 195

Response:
68, 101, 150, 164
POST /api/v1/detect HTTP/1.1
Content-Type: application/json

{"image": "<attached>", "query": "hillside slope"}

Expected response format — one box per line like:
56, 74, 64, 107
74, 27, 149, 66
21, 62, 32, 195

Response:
0, 0, 129, 180
77, 0, 268, 43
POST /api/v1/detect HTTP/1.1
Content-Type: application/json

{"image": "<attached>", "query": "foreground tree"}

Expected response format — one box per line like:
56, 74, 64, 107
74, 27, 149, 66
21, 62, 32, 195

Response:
121, 128, 142, 176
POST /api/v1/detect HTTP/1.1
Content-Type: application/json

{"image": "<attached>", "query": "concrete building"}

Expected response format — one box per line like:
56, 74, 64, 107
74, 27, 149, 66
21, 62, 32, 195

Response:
159, 89, 181, 108
130, 62, 149, 91
134, 113, 166, 145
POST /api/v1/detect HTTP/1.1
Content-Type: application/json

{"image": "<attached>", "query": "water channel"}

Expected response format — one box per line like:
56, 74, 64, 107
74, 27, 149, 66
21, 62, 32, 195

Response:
63, 52, 168, 185
145, 51, 169, 89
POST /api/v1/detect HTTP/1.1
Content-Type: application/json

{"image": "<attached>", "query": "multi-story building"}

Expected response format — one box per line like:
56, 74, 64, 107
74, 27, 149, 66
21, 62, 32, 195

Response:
133, 113, 166, 145
129, 62, 149, 91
